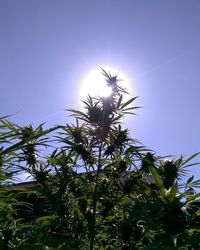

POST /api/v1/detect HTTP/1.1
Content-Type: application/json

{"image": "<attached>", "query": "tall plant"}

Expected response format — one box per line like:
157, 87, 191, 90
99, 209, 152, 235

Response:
58, 69, 141, 249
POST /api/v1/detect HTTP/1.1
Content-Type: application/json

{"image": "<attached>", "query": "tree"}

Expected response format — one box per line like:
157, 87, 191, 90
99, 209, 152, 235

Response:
0, 70, 200, 249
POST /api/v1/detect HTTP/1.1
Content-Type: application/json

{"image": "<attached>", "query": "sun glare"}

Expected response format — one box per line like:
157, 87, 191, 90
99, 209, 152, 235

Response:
79, 66, 131, 101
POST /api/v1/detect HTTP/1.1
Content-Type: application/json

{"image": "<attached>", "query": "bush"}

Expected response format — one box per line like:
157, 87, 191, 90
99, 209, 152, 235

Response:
0, 70, 200, 249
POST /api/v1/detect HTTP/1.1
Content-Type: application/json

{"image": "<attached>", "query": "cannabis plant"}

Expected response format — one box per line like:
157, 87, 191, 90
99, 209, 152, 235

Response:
0, 70, 200, 250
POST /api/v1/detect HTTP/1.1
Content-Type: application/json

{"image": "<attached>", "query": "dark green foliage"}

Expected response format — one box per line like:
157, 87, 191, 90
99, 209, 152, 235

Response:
0, 71, 200, 249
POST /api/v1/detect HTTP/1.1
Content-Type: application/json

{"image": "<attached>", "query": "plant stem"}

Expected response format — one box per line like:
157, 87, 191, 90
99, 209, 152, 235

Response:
89, 142, 102, 250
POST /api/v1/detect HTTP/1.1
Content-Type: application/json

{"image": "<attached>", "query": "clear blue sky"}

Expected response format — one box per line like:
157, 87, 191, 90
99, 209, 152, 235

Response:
1, 1, 200, 178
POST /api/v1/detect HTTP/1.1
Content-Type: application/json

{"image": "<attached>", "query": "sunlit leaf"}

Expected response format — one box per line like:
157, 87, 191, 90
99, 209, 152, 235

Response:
168, 182, 178, 202
148, 163, 165, 198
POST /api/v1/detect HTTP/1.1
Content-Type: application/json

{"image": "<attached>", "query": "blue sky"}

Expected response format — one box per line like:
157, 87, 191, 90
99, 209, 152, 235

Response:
1, 1, 200, 178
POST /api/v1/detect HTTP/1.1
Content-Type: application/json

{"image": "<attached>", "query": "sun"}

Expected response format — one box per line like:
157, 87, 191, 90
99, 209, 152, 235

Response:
80, 69, 112, 99
79, 66, 131, 101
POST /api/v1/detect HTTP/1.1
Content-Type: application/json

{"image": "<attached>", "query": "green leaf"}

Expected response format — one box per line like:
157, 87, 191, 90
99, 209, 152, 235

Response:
117, 94, 123, 109
169, 182, 178, 202
187, 175, 194, 185
119, 96, 138, 110
122, 106, 140, 111
187, 193, 200, 203
67, 109, 89, 120
190, 179, 200, 189
196, 210, 200, 216
148, 164, 165, 198
181, 152, 200, 166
